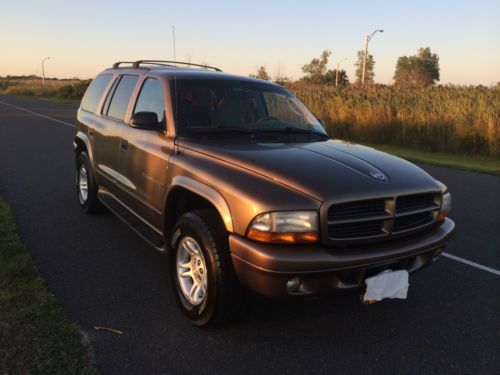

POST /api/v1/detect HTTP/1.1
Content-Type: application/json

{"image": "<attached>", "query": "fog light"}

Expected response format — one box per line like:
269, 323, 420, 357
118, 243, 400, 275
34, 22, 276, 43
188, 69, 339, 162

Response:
286, 277, 301, 292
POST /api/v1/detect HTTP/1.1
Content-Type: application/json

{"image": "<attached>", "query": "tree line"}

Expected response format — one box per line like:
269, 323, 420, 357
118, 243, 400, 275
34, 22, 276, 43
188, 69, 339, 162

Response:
250, 47, 441, 88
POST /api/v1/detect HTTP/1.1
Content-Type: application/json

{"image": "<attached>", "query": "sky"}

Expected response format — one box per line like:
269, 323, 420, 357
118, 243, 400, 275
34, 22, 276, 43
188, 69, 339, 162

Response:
0, 0, 499, 85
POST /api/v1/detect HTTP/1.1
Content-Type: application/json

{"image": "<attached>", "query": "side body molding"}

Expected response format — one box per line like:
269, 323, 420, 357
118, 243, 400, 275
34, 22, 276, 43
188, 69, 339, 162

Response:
169, 176, 234, 232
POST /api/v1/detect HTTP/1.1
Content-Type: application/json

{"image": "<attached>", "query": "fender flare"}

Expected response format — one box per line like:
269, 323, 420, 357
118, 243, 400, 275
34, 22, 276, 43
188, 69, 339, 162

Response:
168, 175, 234, 232
74, 131, 95, 167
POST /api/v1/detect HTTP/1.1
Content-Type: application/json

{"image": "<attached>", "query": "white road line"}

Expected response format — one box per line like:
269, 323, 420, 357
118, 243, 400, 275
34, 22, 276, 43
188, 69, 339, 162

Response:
0, 99, 75, 128
443, 252, 500, 276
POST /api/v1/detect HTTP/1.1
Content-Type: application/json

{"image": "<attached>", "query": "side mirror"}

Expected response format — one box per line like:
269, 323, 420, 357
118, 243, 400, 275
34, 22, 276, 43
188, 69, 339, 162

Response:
130, 111, 162, 130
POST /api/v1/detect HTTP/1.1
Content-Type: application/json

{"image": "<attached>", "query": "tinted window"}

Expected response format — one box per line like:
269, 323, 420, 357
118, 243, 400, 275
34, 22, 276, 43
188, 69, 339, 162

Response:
106, 75, 139, 121
133, 78, 165, 124
171, 79, 324, 137
81, 74, 112, 113
101, 76, 120, 116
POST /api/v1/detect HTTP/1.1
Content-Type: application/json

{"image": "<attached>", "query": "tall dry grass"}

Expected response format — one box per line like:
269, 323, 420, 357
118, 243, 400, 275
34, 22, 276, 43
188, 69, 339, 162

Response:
0, 77, 89, 100
288, 83, 500, 156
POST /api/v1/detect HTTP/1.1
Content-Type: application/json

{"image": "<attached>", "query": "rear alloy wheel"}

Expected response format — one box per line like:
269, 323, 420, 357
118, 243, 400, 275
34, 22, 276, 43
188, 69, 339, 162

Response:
76, 152, 103, 214
78, 164, 89, 205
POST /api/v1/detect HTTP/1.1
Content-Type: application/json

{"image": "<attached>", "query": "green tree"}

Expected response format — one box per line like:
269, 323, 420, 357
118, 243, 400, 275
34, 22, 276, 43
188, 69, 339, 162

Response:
354, 50, 375, 84
301, 50, 331, 83
394, 47, 440, 87
250, 66, 271, 80
324, 69, 349, 86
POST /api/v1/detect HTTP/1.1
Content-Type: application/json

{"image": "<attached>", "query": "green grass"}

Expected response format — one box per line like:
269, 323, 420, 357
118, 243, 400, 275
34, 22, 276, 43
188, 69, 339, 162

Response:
0, 198, 97, 374
369, 143, 500, 175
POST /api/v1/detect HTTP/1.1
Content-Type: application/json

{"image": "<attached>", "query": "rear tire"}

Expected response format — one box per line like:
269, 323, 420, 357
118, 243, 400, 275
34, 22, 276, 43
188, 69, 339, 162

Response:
169, 209, 244, 326
76, 152, 103, 214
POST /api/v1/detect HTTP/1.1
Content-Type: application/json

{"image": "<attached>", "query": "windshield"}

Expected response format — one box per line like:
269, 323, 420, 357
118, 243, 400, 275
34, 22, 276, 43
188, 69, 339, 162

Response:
171, 78, 327, 141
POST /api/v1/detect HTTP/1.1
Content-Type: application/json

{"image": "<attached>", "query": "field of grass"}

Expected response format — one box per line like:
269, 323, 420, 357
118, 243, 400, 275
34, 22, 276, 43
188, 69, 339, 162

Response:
368, 143, 500, 175
2, 75, 499, 163
0, 76, 89, 101
0, 197, 96, 374
288, 83, 500, 157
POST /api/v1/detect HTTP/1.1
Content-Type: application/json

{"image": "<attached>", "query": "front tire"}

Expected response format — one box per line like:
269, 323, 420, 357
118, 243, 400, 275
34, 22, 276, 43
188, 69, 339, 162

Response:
169, 210, 243, 326
75, 152, 103, 214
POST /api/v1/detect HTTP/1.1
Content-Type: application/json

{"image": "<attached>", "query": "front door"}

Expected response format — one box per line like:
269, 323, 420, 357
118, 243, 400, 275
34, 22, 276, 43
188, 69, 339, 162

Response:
117, 77, 173, 229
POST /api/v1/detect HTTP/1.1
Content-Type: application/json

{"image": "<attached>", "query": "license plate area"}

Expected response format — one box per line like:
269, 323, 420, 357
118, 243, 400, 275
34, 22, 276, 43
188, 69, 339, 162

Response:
363, 269, 409, 302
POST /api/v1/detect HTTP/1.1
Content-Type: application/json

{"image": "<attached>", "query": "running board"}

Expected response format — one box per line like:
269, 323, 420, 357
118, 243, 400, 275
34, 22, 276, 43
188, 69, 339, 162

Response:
98, 191, 166, 252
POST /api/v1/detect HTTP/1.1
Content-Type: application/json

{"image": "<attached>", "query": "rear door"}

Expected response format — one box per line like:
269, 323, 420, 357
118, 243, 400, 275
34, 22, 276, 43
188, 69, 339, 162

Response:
92, 74, 139, 192
117, 77, 174, 228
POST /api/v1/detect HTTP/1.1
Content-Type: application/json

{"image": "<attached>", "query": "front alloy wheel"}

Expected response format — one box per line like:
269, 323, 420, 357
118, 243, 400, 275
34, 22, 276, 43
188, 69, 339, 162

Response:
169, 210, 245, 326
176, 236, 208, 306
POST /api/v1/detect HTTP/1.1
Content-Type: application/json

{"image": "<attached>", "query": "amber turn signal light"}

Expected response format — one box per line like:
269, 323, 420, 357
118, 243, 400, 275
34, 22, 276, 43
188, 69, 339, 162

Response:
247, 228, 319, 244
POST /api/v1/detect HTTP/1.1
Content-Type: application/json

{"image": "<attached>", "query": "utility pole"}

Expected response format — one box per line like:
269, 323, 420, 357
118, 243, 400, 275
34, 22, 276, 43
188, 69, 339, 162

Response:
41, 57, 50, 86
361, 29, 383, 85
335, 58, 347, 87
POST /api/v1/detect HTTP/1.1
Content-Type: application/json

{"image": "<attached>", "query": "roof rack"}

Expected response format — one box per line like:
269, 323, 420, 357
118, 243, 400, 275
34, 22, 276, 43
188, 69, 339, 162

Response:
111, 61, 136, 69
129, 60, 222, 72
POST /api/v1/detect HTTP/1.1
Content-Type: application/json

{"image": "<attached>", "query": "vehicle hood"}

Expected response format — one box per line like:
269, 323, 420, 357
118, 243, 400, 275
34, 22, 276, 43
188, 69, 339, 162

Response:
179, 139, 441, 201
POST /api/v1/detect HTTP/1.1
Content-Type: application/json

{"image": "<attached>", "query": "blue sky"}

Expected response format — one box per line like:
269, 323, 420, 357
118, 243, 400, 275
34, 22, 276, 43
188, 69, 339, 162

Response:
1, 0, 499, 84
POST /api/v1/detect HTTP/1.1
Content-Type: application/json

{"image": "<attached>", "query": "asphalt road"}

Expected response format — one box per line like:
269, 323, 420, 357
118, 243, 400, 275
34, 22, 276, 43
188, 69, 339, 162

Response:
0, 95, 499, 375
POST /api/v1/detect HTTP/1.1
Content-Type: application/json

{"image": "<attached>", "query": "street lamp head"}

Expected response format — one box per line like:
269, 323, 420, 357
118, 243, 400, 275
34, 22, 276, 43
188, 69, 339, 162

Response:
378, 29, 384, 33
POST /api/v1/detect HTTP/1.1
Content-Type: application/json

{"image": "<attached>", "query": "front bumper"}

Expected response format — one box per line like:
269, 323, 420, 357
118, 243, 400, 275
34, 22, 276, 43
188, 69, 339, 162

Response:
229, 218, 455, 298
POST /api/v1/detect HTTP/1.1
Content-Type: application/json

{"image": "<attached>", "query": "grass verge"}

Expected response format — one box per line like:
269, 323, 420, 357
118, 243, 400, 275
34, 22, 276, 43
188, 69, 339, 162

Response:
0, 197, 96, 374
369, 143, 500, 175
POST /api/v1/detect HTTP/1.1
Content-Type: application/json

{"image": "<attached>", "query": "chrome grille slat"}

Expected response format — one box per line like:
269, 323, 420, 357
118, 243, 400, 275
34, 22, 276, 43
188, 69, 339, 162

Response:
327, 193, 439, 242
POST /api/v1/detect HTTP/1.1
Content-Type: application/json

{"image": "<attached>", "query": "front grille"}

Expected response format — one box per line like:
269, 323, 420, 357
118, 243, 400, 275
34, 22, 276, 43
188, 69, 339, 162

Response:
327, 193, 439, 242
397, 194, 436, 213
328, 199, 386, 221
329, 219, 385, 238
393, 211, 434, 232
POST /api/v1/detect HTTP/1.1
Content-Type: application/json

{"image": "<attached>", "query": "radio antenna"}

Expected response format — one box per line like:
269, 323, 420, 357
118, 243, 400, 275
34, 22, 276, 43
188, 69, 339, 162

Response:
172, 25, 180, 153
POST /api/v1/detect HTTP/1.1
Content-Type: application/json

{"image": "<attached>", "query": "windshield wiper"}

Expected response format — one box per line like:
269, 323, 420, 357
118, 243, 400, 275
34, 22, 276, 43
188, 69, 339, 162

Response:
260, 127, 330, 139
216, 125, 255, 133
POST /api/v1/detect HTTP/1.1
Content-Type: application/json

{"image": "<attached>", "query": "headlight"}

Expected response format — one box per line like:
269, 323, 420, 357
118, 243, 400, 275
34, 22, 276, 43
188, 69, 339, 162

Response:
441, 192, 452, 213
247, 211, 319, 243
437, 187, 452, 222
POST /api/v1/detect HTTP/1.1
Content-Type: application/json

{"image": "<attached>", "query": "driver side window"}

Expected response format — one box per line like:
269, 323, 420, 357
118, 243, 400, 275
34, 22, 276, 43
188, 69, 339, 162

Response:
134, 78, 166, 128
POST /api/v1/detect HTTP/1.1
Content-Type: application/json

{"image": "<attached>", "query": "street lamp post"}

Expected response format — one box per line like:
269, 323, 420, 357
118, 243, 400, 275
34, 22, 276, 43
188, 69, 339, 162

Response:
361, 29, 383, 85
41, 57, 50, 86
335, 58, 347, 87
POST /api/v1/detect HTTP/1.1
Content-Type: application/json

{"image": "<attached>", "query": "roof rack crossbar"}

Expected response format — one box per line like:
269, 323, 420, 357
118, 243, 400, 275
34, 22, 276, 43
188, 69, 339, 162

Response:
131, 60, 222, 72
112, 61, 136, 69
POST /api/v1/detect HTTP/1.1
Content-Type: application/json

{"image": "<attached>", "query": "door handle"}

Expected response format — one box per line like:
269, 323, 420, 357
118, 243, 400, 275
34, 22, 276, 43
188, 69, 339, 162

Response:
121, 139, 128, 150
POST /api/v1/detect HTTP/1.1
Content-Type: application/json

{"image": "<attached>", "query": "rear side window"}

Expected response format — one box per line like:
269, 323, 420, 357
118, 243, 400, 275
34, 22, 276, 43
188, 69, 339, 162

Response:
81, 74, 112, 113
106, 75, 139, 121
133, 78, 165, 123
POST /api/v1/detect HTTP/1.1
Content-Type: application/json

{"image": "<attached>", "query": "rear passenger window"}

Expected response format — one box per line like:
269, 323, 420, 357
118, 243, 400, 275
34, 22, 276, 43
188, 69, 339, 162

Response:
106, 75, 139, 121
133, 78, 165, 124
81, 74, 112, 113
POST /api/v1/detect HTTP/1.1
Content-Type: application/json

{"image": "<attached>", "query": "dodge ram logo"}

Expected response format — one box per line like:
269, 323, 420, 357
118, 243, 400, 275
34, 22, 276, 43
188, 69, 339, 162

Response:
370, 171, 387, 181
